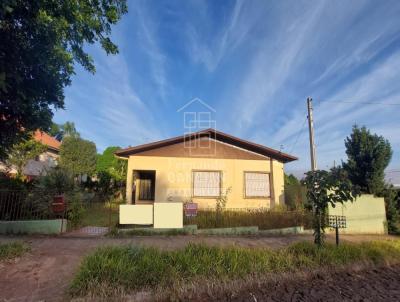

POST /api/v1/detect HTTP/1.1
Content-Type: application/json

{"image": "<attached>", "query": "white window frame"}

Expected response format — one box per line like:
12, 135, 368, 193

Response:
244, 172, 271, 198
192, 170, 222, 198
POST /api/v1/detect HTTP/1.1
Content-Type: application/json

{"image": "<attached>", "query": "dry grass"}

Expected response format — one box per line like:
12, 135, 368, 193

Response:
184, 209, 313, 230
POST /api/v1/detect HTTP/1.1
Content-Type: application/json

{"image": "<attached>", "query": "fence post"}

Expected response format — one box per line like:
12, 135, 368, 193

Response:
109, 199, 112, 229
60, 208, 65, 234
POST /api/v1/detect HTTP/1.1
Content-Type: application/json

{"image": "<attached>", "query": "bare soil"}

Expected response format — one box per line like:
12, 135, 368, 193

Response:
0, 234, 396, 302
183, 264, 400, 302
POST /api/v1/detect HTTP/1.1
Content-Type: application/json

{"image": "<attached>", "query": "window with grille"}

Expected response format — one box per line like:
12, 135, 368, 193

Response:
244, 172, 270, 198
193, 171, 221, 197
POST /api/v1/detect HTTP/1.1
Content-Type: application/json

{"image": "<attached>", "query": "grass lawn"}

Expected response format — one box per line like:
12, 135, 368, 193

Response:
0, 242, 30, 261
70, 240, 400, 298
80, 202, 119, 227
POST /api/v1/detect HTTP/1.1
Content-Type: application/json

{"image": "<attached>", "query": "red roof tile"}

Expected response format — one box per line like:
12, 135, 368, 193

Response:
33, 130, 61, 151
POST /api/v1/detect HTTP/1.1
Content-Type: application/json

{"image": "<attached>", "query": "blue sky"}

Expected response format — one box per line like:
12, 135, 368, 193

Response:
54, 0, 400, 181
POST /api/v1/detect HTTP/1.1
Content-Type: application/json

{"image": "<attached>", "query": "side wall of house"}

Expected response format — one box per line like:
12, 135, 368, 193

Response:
125, 155, 285, 209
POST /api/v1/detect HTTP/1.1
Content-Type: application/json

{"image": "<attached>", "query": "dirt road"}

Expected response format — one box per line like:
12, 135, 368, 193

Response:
0, 234, 396, 301
193, 264, 400, 302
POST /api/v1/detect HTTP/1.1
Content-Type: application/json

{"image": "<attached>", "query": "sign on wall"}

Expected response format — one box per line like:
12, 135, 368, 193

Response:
184, 202, 198, 217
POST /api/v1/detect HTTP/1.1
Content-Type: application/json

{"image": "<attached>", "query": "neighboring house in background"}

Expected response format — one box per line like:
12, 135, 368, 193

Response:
115, 129, 297, 209
0, 130, 61, 179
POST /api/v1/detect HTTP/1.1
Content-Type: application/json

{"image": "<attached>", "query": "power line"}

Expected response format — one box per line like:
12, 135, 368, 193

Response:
316, 99, 400, 106
289, 116, 307, 154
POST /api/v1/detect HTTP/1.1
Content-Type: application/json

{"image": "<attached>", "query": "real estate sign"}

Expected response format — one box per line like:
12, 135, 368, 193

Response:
184, 203, 198, 217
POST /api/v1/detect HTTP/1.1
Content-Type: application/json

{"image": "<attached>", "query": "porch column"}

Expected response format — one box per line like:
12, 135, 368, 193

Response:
270, 158, 275, 208
126, 159, 133, 204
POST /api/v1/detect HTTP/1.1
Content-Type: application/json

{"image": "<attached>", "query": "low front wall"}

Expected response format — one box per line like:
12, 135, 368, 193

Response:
0, 219, 67, 234
120, 203, 183, 228
120, 204, 153, 225
153, 202, 183, 228
328, 194, 387, 234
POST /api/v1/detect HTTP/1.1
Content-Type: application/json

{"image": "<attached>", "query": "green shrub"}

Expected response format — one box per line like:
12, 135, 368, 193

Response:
0, 174, 31, 191
0, 242, 30, 261
35, 167, 75, 194
70, 240, 400, 297
66, 190, 86, 228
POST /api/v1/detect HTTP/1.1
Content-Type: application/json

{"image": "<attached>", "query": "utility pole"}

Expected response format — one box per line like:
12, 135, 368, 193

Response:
307, 97, 317, 171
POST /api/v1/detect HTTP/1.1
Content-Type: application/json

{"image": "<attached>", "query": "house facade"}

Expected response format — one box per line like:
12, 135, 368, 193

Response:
115, 129, 297, 210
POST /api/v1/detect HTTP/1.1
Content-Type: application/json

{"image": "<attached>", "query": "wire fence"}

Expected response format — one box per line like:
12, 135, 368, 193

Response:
1, 188, 315, 232
0, 189, 66, 221
0, 189, 121, 231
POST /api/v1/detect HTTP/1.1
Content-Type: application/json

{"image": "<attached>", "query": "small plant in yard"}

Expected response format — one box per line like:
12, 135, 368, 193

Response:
0, 242, 30, 261
70, 240, 400, 298
66, 190, 86, 228
304, 168, 359, 246
215, 187, 232, 227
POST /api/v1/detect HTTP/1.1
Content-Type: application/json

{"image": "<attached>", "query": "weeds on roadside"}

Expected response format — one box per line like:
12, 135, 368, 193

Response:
70, 240, 400, 297
108, 228, 191, 237
0, 242, 30, 261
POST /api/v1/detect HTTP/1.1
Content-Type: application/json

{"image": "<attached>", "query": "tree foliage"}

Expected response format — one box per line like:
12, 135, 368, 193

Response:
343, 125, 392, 194
5, 137, 47, 178
95, 146, 126, 197
0, 0, 127, 159
59, 137, 97, 176
284, 174, 306, 210
381, 185, 400, 234
49, 121, 80, 141
35, 166, 75, 194
304, 168, 359, 246
96, 146, 126, 182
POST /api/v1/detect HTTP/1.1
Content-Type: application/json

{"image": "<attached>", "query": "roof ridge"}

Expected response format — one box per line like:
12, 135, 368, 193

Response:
115, 129, 297, 163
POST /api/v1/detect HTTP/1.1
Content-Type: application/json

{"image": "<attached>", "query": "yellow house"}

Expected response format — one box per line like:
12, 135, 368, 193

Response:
115, 129, 297, 210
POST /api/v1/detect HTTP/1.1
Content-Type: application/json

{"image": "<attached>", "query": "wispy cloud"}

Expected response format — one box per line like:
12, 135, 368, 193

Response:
132, 2, 168, 102
228, 1, 327, 132
55, 0, 400, 176
186, 0, 260, 72
277, 51, 400, 172
57, 46, 162, 152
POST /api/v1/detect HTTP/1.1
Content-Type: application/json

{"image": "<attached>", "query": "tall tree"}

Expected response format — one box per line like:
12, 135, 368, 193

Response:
62, 121, 80, 139
0, 0, 127, 159
284, 174, 306, 210
6, 137, 47, 178
49, 123, 62, 138
96, 146, 126, 182
343, 125, 392, 194
50, 121, 80, 141
59, 137, 97, 177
